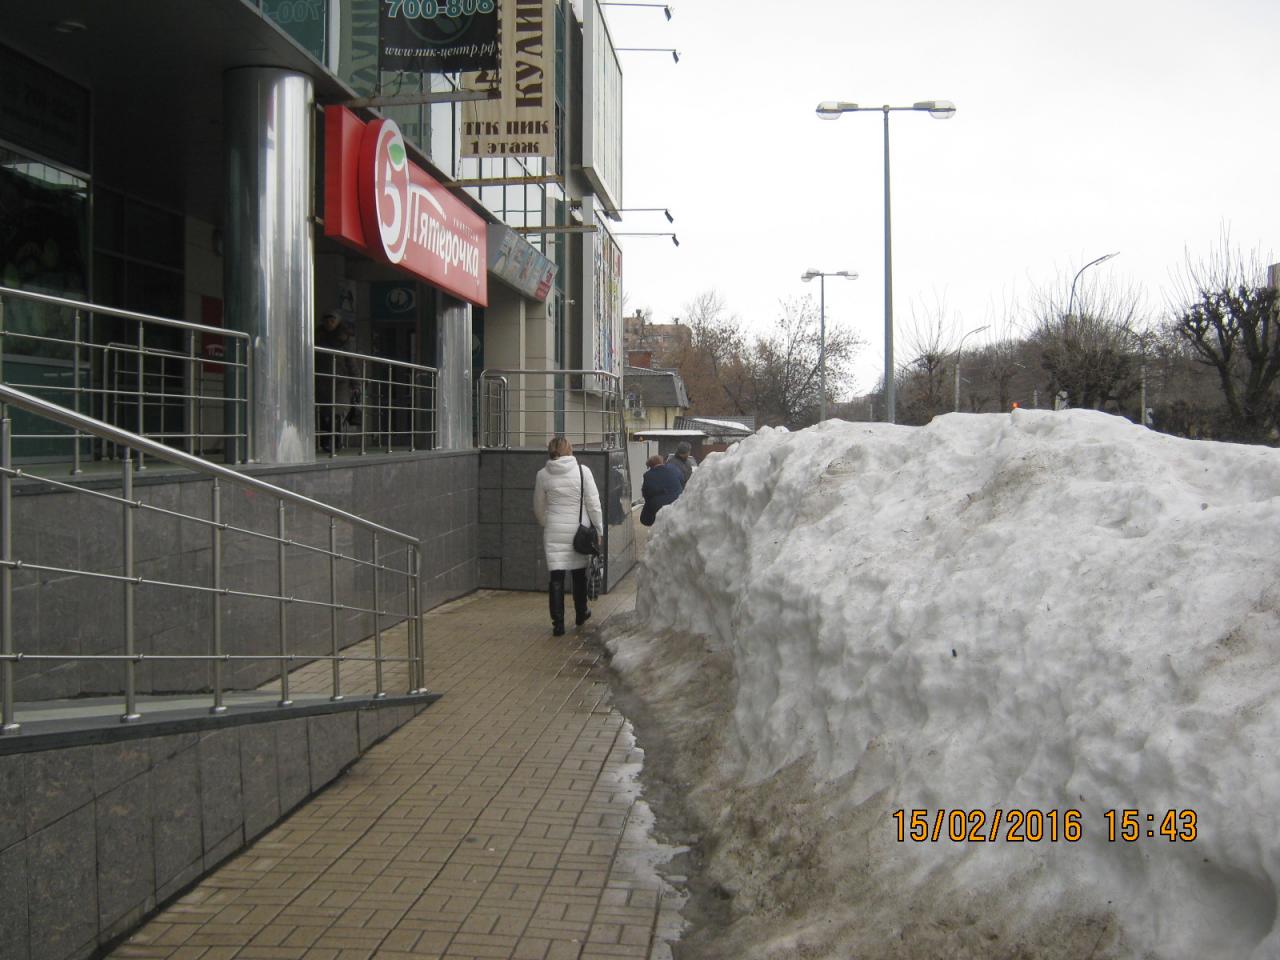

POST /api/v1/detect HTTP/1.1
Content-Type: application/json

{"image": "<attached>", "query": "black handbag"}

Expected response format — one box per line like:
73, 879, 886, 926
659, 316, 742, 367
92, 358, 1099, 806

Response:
572, 465, 600, 556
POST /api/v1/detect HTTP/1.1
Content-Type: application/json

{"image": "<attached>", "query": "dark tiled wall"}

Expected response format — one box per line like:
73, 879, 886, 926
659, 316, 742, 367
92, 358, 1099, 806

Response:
478, 451, 634, 592
10, 451, 478, 700
0, 700, 426, 960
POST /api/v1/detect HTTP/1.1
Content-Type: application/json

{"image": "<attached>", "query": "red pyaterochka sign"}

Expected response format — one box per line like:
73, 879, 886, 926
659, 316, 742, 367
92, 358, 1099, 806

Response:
325, 107, 487, 306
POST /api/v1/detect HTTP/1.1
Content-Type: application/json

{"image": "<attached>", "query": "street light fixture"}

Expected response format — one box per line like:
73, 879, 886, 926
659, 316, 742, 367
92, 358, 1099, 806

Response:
815, 98, 956, 423
616, 47, 680, 63
801, 268, 859, 422
614, 208, 675, 222
953, 324, 990, 412
600, 2, 673, 19
616, 231, 679, 247
1067, 251, 1119, 320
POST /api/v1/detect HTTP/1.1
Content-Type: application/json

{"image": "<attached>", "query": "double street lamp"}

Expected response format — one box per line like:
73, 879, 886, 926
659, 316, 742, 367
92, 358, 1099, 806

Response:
801, 269, 858, 422
816, 99, 956, 423
953, 324, 989, 412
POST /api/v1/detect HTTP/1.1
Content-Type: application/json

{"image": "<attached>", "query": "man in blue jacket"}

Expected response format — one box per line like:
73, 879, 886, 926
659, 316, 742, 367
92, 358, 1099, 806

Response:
639, 455, 684, 526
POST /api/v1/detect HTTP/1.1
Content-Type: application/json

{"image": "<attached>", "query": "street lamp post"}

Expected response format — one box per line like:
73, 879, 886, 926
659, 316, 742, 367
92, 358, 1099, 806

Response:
816, 99, 956, 424
953, 324, 990, 412
1067, 251, 1119, 320
801, 269, 858, 421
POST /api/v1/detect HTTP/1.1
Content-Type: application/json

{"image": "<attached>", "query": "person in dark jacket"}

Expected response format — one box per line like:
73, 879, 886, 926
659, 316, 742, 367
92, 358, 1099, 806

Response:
640, 455, 684, 526
665, 440, 697, 488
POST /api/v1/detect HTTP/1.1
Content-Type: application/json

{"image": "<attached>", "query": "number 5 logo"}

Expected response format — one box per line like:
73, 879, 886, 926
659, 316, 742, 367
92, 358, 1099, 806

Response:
359, 119, 410, 264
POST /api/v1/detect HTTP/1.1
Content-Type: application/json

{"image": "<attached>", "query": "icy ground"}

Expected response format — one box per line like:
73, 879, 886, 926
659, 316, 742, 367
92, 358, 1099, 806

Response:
603, 409, 1280, 959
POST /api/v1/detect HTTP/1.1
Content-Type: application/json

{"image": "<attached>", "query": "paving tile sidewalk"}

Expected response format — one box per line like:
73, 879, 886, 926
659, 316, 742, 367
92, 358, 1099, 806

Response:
110, 572, 682, 960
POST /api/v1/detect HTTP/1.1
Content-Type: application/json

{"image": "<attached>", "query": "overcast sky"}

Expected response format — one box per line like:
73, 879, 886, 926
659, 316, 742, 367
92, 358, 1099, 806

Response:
606, 0, 1280, 394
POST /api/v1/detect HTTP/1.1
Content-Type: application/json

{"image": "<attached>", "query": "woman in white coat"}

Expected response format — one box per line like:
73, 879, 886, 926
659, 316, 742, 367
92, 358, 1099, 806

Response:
532, 436, 604, 635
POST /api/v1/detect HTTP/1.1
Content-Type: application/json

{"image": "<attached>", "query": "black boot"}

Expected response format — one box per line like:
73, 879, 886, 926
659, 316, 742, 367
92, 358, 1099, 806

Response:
572, 568, 591, 627
549, 573, 566, 636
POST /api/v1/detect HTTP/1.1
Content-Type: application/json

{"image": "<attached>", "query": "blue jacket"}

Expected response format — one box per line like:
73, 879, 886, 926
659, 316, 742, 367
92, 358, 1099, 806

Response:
639, 462, 684, 526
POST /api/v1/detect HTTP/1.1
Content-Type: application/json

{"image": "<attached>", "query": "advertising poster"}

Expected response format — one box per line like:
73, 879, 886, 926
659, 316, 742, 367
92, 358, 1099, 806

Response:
461, 0, 556, 157
379, 0, 500, 73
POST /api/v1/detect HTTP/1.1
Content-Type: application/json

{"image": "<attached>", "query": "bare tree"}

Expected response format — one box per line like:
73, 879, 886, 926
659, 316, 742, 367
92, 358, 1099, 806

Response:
1030, 276, 1147, 411
1170, 243, 1280, 440
747, 296, 862, 428
666, 291, 751, 415
897, 300, 953, 425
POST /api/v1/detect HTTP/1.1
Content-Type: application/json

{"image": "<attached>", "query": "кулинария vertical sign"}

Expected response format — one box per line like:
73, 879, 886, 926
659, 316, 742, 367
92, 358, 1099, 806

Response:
460, 0, 556, 157
379, 0, 500, 72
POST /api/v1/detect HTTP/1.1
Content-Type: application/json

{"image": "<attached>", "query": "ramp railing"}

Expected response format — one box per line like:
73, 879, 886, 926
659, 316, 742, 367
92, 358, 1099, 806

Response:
0, 383, 426, 734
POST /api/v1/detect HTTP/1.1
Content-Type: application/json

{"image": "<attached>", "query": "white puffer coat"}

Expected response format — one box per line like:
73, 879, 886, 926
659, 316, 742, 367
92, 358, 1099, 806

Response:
533, 456, 604, 571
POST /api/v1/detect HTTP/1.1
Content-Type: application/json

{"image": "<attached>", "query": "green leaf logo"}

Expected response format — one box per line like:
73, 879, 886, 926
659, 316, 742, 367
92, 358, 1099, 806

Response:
389, 142, 406, 167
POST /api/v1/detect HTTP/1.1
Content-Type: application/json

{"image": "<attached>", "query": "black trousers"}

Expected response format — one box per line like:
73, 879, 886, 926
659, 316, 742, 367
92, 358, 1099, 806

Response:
549, 568, 588, 626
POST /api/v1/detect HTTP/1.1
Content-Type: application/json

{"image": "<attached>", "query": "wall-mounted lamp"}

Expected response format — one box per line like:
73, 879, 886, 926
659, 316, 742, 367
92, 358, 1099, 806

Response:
615, 207, 674, 223
600, 2, 673, 19
616, 232, 679, 247
616, 47, 680, 63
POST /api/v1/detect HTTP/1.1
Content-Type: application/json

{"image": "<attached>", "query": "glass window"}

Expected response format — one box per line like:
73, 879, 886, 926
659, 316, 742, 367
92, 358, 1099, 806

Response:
263, 0, 328, 61
0, 147, 88, 358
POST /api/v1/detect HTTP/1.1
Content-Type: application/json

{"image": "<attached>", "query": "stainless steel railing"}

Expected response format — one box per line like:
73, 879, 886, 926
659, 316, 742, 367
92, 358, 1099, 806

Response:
476, 369, 624, 450
315, 347, 439, 456
0, 285, 252, 469
0, 383, 426, 734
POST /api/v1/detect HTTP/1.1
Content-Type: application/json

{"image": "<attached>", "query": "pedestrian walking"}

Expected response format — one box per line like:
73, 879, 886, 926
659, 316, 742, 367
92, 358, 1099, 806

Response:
665, 440, 697, 488
315, 310, 354, 452
532, 436, 604, 635
639, 454, 683, 526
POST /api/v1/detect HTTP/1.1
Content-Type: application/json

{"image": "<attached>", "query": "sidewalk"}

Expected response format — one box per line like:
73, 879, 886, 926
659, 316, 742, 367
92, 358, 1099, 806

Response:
110, 570, 683, 960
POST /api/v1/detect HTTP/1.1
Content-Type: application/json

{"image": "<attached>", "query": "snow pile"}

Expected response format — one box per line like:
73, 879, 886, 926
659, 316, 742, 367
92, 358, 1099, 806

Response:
609, 409, 1280, 959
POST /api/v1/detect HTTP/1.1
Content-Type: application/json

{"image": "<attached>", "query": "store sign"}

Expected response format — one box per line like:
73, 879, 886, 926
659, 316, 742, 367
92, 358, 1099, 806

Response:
460, 0, 556, 157
487, 223, 557, 301
325, 107, 487, 306
379, 0, 499, 72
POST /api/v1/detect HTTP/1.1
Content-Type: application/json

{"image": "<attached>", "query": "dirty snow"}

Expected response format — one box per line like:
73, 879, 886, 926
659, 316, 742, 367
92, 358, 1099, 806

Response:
605, 409, 1280, 959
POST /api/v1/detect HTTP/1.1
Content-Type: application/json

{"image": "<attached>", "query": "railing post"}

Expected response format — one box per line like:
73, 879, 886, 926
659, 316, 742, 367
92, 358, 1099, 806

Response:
121, 454, 141, 722
358, 358, 368, 457
384, 368, 392, 454
186, 331, 197, 456
329, 516, 342, 701
406, 545, 423, 693
1, 409, 19, 734
409, 371, 417, 452
277, 499, 292, 706
210, 478, 225, 713
372, 533, 384, 698
135, 323, 146, 470
237, 340, 247, 463
412, 545, 424, 693
72, 309, 83, 475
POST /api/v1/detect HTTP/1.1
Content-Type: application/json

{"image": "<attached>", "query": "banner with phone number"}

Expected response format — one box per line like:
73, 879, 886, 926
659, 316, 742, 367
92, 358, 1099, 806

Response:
379, 0, 499, 72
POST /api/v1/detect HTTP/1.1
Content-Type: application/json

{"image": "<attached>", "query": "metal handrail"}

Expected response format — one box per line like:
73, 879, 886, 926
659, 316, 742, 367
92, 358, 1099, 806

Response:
315, 346, 439, 456
0, 284, 252, 467
476, 368, 624, 450
317, 346, 439, 376
0, 383, 413, 544
0, 285, 253, 340
0, 382, 426, 733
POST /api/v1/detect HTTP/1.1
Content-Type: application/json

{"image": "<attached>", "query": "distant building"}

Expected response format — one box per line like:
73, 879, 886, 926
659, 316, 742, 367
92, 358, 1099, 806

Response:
675, 415, 753, 453
623, 364, 690, 436
623, 312, 691, 364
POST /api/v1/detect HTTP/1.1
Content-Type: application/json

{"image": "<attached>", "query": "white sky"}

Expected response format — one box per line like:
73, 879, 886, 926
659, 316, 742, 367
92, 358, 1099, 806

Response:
608, 0, 1280, 394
